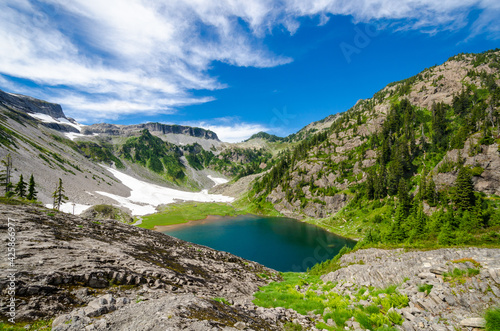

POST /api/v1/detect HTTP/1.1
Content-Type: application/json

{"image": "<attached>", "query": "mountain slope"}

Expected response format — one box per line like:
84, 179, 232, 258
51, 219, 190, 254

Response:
249, 49, 500, 244
0, 89, 274, 214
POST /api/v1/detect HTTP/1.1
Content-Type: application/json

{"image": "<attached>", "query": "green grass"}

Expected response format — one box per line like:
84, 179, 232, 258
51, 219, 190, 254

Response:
232, 192, 283, 217
485, 306, 500, 331
253, 270, 409, 331
212, 297, 231, 305
137, 202, 244, 229
418, 284, 433, 295
253, 272, 325, 315
0, 319, 52, 330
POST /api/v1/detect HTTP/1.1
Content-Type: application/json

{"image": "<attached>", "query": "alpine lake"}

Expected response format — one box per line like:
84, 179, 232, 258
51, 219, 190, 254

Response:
162, 215, 356, 272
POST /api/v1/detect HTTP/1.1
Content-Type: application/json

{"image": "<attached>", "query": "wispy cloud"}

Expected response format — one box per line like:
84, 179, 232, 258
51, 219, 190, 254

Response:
0, 0, 498, 122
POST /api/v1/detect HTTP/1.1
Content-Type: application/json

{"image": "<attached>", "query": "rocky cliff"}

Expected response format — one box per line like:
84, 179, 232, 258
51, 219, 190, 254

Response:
0, 89, 66, 119
82, 122, 220, 141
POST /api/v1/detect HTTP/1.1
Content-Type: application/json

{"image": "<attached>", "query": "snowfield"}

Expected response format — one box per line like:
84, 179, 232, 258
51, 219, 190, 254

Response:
28, 113, 85, 132
207, 175, 229, 185
96, 167, 235, 216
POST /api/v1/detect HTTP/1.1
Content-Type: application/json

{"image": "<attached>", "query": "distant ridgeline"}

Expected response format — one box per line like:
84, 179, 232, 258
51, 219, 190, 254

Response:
250, 49, 500, 246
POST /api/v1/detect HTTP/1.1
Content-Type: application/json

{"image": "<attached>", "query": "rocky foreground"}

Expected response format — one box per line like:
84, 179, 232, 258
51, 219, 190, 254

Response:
0, 203, 499, 330
317, 248, 500, 331
0, 204, 288, 330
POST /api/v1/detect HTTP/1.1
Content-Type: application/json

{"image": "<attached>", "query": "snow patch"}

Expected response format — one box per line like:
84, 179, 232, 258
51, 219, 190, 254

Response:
207, 175, 229, 185
96, 167, 234, 216
45, 202, 91, 215
28, 113, 85, 132
64, 132, 98, 141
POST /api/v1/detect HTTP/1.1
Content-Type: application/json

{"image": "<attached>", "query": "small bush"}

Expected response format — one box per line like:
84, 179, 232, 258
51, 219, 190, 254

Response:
387, 309, 403, 325
418, 284, 433, 295
485, 306, 500, 331
213, 297, 231, 305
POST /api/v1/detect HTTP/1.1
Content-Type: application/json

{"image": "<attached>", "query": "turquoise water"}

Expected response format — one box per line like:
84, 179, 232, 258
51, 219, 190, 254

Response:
162, 215, 356, 272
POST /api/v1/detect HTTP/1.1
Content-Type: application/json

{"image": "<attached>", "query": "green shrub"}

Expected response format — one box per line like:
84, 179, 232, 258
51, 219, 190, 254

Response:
418, 284, 433, 295
387, 309, 403, 325
485, 306, 500, 331
369, 313, 391, 327
213, 297, 231, 305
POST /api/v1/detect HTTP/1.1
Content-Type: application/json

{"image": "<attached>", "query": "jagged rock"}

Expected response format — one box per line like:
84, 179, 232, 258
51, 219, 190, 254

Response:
0, 88, 66, 118
0, 204, 282, 330
430, 266, 447, 275
82, 122, 219, 140
459, 317, 486, 327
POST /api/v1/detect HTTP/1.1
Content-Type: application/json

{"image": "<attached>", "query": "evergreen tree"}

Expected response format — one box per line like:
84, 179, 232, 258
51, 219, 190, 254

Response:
438, 221, 455, 245
431, 102, 448, 150
411, 203, 427, 239
387, 159, 404, 196
0, 153, 13, 195
425, 176, 438, 206
52, 178, 68, 211
454, 166, 475, 211
374, 165, 387, 199
27, 174, 37, 201
418, 172, 427, 201
14, 174, 26, 198
397, 178, 411, 217
459, 210, 479, 232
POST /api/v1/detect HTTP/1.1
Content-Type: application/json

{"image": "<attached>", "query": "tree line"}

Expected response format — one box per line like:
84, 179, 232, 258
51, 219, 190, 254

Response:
0, 153, 68, 211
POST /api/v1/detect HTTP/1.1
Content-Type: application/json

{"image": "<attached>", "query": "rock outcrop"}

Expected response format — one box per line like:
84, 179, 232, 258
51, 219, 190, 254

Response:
320, 248, 500, 330
0, 203, 302, 330
82, 122, 220, 140
0, 88, 66, 119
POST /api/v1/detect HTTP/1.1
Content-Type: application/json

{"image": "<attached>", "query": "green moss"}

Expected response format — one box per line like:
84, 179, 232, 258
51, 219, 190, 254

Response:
0, 319, 53, 330
212, 297, 231, 305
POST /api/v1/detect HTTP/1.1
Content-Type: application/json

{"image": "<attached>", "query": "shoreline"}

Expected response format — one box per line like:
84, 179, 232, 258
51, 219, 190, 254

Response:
153, 214, 240, 232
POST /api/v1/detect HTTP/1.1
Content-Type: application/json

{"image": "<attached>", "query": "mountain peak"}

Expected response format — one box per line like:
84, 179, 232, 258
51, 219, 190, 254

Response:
0, 88, 66, 119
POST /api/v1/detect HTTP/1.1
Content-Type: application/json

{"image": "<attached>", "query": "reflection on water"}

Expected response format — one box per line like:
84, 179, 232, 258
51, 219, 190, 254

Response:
162, 215, 356, 272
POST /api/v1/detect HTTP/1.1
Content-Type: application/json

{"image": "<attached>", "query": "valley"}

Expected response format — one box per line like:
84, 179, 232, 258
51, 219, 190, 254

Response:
1, 49, 500, 331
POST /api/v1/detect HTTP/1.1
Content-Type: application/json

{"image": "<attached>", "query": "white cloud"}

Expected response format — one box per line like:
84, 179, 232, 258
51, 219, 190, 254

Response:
0, 0, 498, 122
185, 118, 269, 143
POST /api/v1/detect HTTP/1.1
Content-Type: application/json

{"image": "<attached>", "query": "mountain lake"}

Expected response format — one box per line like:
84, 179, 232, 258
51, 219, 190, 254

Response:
162, 215, 356, 272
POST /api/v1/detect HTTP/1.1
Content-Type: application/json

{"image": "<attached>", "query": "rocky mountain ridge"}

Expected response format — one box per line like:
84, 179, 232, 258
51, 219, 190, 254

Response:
82, 122, 220, 141
250, 49, 500, 221
0, 89, 66, 119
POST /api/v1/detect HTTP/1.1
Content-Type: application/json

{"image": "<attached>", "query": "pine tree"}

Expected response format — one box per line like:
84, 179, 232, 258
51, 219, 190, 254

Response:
454, 166, 475, 211
27, 174, 37, 201
438, 221, 455, 245
412, 203, 427, 239
425, 176, 438, 206
52, 178, 68, 211
397, 178, 411, 217
0, 153, 13, 195
14, 174, 26, 198
418, 172, 427, 201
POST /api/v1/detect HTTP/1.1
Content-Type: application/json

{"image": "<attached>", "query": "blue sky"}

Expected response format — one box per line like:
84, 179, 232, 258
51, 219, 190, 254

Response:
0, 1, 499, 142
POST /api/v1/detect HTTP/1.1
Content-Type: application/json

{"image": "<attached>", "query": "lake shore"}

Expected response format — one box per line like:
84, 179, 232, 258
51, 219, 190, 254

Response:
153, 214, 229, 232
